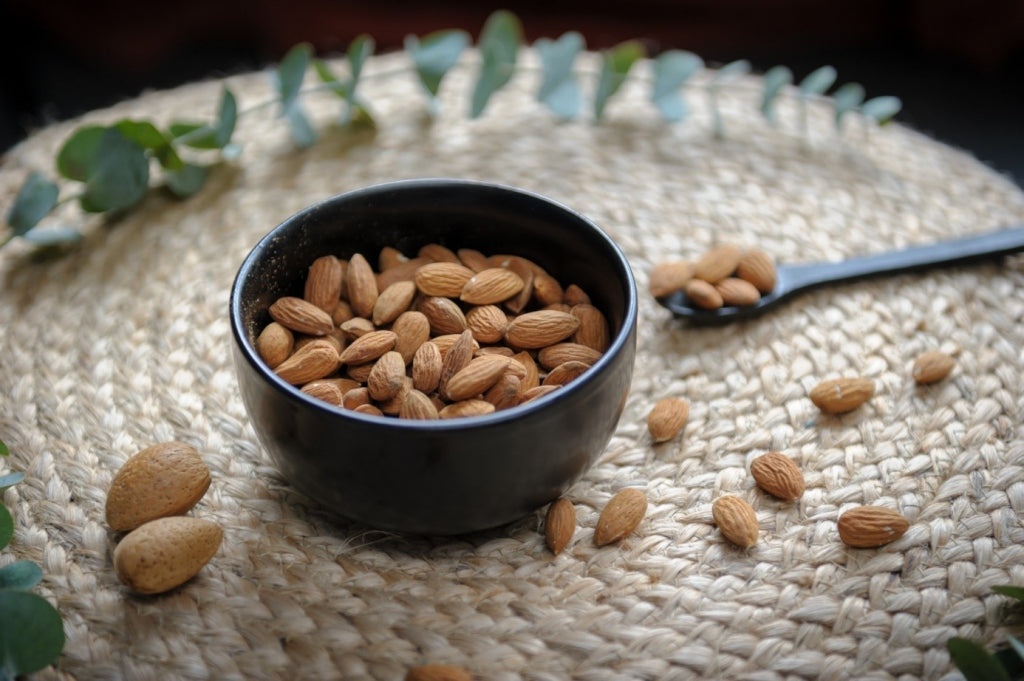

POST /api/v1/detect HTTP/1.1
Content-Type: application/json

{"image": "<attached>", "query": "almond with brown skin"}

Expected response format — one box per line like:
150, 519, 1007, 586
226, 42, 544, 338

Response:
106, 441, 212, 532
405, 665, 473, 681
377, 256, 430, 290
418, 243, 460, 263
536, 343, 601, 370
391, 310, 431, 364
256, 322, 294, 369
378, 376, 413, 415
647, 397, 689, 443
512, 351, 540, 391
505, 310, 580, 349
113, 516, 222, 595
809, 377, 874, 414
346, 252, 379, 318
531, 269, 565, 307
354, 403, 383, 417
465, 305, 509, 344
339, 317, 376, 339
460, 267, 526, 305
343, 386, 371, 410
399, 389, 440, 420
269, 296, 335, 336
684, 279, 724, 310
648, 260, 694, 298
443, 355, 510, 402
518, 384, 560, 405
419, 296, 468, 335
912, 350, 955, 384
274, 339, 341, 385
378, 246, 407, 271
346, 362, 375, 383
735, 249, 777, 293
372, 280, 417, 326
412, 341, 443, 393
594, 488, 647, 546
331, 299, 355, 326
712, 495, 759, 548
300, 380, 345, 406
570, 304, 610, 352
304, 254, 344, 312
542, 361, 591, 387
837, 506, 909, 547
438, 329, 475, 396
493, 255, 535, 313
715, 277, 761, 307
457, 248, 491, 272
484, 373, 522, 410
338, 330, 397, 365
415, 262, 477, 297
367, 351, 407, 401
545, 498, 576, 555
439, 399, 495, 419
563, 284, 590, 306
750, 452, 805, 501
693, 244, 742, 283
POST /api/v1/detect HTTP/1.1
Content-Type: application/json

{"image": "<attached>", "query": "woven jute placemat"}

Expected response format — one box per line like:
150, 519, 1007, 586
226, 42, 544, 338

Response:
2, 51, 1024, 681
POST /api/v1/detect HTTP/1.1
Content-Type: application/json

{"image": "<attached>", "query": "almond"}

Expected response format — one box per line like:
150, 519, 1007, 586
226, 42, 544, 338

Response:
412, 341, 443, 393
809, 377, 874, 414
438, 329, 476, 397
105, 441, 212, 532
544, 498, 576, 555
391, 310, 431, 364
465, 305, 509, 344
304, 254, 344, 312
493, 255, 535, 313
912, 350, 955, 384
343, 386, 371, 410
457, 248, 491, 272
476, 346, 514, 358
693, 244, 742, 283
647, 397, 689, 443
372, 280, 416, 326
300, 380, 345, 406
113, 516, 222, 595
484, 374, 522, 410
431, 333, 479, 359
460, 268, 525, 305
712, 495, 759, 548
419, 296, 468, 335
367, 351, 407, 401
415, 262, 477, 297
269, 296, 335, 336
378, 376, 414, 415
345, 252, 379, 318
444, 355, 510, 402
594, 488, 647, 546
418, 243, 460, 263
338, 330, 397, 365
648, 260, 694, 298
749, 452, 805, 501
536, 343, 602, 370
405, 665, 473, 681
378, 246, 407, 271
377, 256, 430, 291
331, 299, 355, 325
715, 277, 761, 307
542, 360, 591, 387
505, 310, 580, 349
439, 399, 495, 419
735, 249, 777, 293
531, 269, 565, 307
339, 316, 376, 339
275, 339, 341, 384
399, 390, 439, 420
512, 351, 540, 391
563, 284, 591, 307
570, 304, 610, 352
354, 403, 384, 417
256, 322, 294, 369
837, 506, 909, 548
346, 362, 375, 383
518, 384, 561, 405
684, 279, 724, 310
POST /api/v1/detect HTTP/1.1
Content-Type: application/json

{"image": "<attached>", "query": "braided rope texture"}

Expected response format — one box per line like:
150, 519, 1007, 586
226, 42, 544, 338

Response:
2, 52, 1024, 680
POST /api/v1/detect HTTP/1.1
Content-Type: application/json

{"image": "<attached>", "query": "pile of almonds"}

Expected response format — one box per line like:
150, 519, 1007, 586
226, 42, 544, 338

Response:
105, 442, 221, 595
649, 244, 777, 309
257, 244, 610, 419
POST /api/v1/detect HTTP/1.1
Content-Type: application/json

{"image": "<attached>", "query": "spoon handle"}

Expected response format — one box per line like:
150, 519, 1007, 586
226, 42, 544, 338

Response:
783, 225, 1024, 292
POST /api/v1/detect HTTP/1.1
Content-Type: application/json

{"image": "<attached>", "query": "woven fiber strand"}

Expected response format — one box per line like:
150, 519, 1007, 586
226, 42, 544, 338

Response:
2, 51, 1024, 681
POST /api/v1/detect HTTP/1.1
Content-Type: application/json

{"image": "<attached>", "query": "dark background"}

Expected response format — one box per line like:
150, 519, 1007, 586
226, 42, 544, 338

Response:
2, 1, 1022, 187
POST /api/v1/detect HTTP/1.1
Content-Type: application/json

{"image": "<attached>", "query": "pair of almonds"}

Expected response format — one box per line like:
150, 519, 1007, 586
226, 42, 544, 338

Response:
544, 487, 647, 554
712, 452, 805, 548
649, 245, 776, 309
106, 442, 221, 595
810, 350, 955, 415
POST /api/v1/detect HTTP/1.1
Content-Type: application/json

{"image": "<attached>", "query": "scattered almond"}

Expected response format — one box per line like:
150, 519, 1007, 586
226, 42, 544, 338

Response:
912, 350, 955, 384
105, 442, 212, 532
544, 498, 575, 555
749, 452, 805, 501
594, 488, 647, 546
113, 516, 222, 595
837, 506, 909, 547
647, 397, 689, 443
405, 665, 473, 681
809, 377, 875, 414
712, 495, 759, 548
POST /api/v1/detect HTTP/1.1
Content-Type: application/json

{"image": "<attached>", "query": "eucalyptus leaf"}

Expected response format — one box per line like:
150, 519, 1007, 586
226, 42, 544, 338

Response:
992, 585, 1024, 604
212, 87, 238, 148
534, 32, 584, 119
286, 106, 316, 148
0, 505, 11, 550
948, 638, 1012, 681
593, 40, 645, 120
833, 82, 866, 127
6, 172, 59, 236
0, 590, 65, 678
114, 119, 182, 170
78, 128, 150, 213
710, 59, 751, 87
861, 95, 902, 125
0, 472, 23, 491
996, 639, 1024, 678
760, 65, 793, 122
165, 163, 211, 198
1007, 636, 1024, 664
0, 439, 7, 456
651, 50, 703, 122
314, 59, 346, 97
277, 42, 313, 115
405, 29, 470, 99
470, 10, 523, 118
55, 126, 106, 181
0, 560, 42, 590
799, 65, 837, 96
20, 228, 82, 249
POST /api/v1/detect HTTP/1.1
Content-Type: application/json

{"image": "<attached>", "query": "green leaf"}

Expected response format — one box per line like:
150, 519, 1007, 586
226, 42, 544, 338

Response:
0, 472, 23, 491
347, 35, 374, 87
113, 119, 182, 171
168, 87, 238, 151
470, 10, 523, 118
593, 40, 645, 120
0, 504, 11, 550
992, 585, 1024, 604
316, 36, 377, 126
0, 590, 65, 677
212, 87, 238, 148
833, 82, 866, 127
534, 32, 584, 119
948, 638, 1012, 681
6, 172, 59, 236
405, 29, 470, 99
277, 42, 313, 115
861, 95, 902, 125
55, 126, 106, 181
651, 50, 703, 122
22, 228, 83, 254
0, 561, 42, 590
314, 59, 346, 97
997, 638, 1024, 677
760, 65, 793, 123
78, 128, 150, 213
0, 439, 7, 456
165, 163, 210, 198
285, 107, 316, 148
710, 59, 751, 87
799, 65, 837, 96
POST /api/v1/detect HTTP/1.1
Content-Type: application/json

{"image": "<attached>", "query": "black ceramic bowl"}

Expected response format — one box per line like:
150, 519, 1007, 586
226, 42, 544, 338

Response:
230, 178, 637, 535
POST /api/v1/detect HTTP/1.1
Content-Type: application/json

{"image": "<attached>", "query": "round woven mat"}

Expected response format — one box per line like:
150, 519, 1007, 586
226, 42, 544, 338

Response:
2, 51, 1024, 681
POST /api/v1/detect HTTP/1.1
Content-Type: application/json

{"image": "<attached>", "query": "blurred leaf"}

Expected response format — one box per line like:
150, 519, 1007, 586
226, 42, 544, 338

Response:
55, 126, 106, 181
0, 472, 23, 491
78, 128, 149, 213
470, 10, 523, 118
314, 59, 346, 96
405, 29, 470, 99
534, 31, 584, 119
0, 439, 7, 456
21, 228, 82, 250
0, 561, 42, 590
861, 95, 902, 125
948, 638, 1012, 681
277, 42, 313, 115
710, 59, 751, 87
593, 40, 645, 120
212, 87, 238, 147
0, 504, 11, 550
993, 586, 1024, 604
114, 119, 182, 170
165, 163, 210, 198
760, 65, 793, 123
315, 37, 377, 126
285, 107, 316, 147
166, 87, 237, 150
7, 172, 59, 236
833, 82, 866, 127
799, 65, 837, 96
0, 590, 65, 677
996, 638, 1024, 678
651, 50, 703, 122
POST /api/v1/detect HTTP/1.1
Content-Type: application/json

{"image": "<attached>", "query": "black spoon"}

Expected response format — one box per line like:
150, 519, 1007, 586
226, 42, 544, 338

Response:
657, 225, 1024, 324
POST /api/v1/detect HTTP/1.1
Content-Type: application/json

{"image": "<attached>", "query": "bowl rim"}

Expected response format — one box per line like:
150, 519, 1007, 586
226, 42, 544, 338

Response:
229, 177, 638, 430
